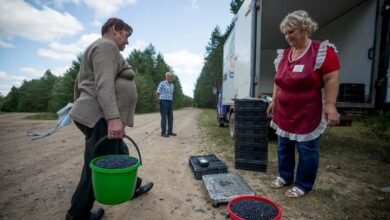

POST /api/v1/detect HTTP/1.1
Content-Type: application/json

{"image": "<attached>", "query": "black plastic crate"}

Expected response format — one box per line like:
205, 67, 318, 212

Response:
338, 83, 365, 103
189, 155, 228, 180
234, 119, 268, 128
234, 99, 268, 111
235, 140, 268, 150
235, 127, 268, 138
235, 150, 268, 162
235, 136, 268, 146
234, 159, 267, 172
235, 116, 268, 124
338, 95, 365, 103
235, 143, 268, 152
235, 117, 268, 124
339, 83, 364, 93
235, 109, 268, 120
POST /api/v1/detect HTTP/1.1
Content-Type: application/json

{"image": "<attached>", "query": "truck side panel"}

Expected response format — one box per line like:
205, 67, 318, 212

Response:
222, 27, 235, 106
234, 0, 254, 99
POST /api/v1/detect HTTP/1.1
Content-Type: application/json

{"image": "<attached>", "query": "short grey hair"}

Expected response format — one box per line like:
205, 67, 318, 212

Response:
280, 10, 318, 35
165, 71, 173, 77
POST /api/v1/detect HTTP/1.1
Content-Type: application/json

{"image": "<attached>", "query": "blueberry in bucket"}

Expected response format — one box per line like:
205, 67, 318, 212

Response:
230, 200, 278, 220
96, 155, 138, 169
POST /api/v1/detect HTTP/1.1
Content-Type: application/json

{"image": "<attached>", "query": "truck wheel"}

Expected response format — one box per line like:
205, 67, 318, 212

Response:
229, 112, 235, 139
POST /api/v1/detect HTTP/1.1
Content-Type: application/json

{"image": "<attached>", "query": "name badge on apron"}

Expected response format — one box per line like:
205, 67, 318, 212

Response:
293, 65, 304, 73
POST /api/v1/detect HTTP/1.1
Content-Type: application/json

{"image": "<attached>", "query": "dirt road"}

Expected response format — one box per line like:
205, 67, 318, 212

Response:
0, 108, 228, 220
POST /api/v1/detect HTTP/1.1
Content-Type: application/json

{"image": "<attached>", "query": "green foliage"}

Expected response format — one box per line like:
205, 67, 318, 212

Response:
1, 44, 190, 113
16, 70, 58, 112
127, 44, 163, 84
1, 87, 19, 112
172, 76, 183, 109
127, 45, 189, 112
193, 1, 239, 108
230, 0, 245, 14
48, 56, 80, 112
194, 26, 227, 108
0, 93, 3, 110
134, 74, 156, 113
204, 26, 223, 58
181, 95, 193, 107
1, 71, 59, 112
154, 54, 171, 84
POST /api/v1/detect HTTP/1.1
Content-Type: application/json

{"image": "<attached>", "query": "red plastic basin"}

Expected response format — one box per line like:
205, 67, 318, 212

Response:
227, 195, 282, 220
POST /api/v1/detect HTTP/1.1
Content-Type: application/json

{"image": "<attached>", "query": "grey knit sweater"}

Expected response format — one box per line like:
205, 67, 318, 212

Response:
70, 38, 137, 128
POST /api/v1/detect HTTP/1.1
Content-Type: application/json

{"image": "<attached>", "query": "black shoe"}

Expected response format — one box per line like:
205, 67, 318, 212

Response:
161, 134, 169, 137
90, 208, 104, 220
132, 182, 154, 199
168, 133, 177, 136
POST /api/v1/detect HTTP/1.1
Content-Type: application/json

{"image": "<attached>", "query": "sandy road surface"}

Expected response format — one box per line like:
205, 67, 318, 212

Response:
0, 108, 228, 220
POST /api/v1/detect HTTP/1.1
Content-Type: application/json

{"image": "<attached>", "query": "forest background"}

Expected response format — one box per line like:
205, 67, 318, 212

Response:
0, 0, 245, 114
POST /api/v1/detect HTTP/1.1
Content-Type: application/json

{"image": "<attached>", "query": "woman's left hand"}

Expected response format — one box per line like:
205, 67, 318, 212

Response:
324, 104, 340, 127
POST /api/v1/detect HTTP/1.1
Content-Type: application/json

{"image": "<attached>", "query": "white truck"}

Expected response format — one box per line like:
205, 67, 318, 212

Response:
218, 0, 390, 137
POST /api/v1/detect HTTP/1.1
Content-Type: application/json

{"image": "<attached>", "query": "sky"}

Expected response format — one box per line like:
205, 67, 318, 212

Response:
0, 0, 234, 98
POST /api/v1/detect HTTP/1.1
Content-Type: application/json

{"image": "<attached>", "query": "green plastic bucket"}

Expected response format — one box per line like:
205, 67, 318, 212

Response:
89, 135, 143, 205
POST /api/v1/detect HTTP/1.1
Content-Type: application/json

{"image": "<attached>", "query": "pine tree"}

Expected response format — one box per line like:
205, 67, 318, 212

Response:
1, 87, 19, 112
49, 56, 80, 112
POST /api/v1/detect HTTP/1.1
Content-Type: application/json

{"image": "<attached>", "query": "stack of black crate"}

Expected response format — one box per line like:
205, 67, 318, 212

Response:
338, 83, 365, 103
234, 98, 268, 172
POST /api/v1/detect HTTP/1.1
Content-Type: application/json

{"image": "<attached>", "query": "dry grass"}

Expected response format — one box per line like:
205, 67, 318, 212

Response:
198, 109, 390, 219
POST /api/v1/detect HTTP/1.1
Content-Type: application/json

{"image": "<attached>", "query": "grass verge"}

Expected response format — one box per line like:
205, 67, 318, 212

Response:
197, 108, 390, 219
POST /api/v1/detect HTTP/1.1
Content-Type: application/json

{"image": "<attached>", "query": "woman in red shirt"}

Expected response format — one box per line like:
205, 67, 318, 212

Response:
267, 10, 340, 197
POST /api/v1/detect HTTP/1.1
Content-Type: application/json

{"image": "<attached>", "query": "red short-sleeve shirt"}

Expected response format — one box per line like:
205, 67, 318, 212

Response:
313, 47, 340, 87
320, 47, 340, 74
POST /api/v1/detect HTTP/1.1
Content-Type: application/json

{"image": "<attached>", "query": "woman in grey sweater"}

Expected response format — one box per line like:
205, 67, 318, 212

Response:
66, 18, 153, 220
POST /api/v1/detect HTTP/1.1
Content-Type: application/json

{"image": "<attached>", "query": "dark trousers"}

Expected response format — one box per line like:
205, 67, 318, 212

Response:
66, 118, 142, 220
159, 100, 173, 134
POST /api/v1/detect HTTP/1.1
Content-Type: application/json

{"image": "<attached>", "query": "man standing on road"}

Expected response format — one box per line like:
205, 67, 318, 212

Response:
156, 71, 176, 137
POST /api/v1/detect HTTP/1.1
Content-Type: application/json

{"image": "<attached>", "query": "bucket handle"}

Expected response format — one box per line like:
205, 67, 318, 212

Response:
94, 135, 142, 166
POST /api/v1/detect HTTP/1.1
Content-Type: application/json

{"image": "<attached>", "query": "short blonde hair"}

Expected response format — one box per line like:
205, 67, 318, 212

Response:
280, 10, 318, 35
